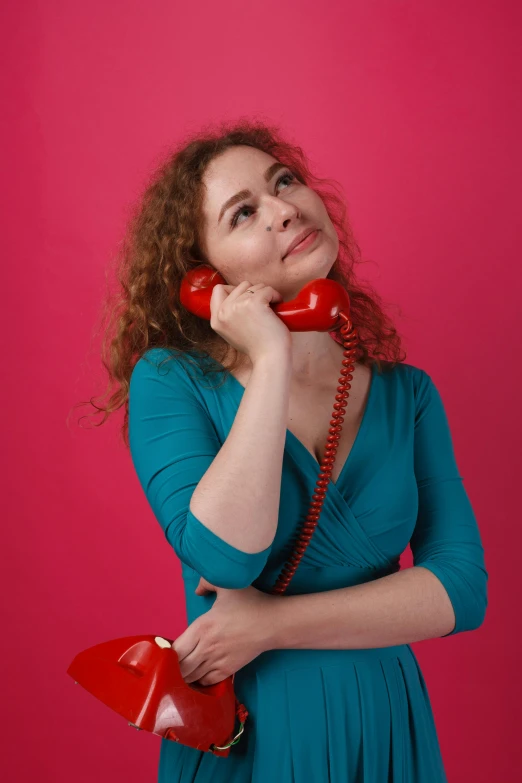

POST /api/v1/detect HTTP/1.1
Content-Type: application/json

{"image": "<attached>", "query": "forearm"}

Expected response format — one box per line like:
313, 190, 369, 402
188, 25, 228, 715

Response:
190, 349, 292, 554
268, 566, 456, 649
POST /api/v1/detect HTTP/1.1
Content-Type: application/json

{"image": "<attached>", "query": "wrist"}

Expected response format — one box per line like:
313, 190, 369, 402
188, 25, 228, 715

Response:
250, 343, 292, 370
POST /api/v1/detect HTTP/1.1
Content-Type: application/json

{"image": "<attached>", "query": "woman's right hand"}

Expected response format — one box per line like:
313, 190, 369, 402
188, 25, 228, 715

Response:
209, 280, 292, 364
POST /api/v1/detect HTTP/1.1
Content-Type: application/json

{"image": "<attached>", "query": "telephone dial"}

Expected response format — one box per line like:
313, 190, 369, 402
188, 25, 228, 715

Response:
67, 264, 359, 756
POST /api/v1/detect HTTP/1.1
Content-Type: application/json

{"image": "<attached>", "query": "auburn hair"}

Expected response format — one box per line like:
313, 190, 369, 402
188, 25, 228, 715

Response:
74, 117, 406, 447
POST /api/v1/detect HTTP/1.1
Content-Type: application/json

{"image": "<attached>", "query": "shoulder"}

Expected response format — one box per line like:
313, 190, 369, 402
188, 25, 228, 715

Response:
130, 347, 203, 381
376, 360, 438, 419
390, 362, 450, 431
376, 359, 430, 390
129, 347, 210, 397
129, 347, 226, 417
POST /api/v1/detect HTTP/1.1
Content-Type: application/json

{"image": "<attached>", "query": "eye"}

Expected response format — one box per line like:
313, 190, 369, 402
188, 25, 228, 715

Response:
229, 171, 296, 228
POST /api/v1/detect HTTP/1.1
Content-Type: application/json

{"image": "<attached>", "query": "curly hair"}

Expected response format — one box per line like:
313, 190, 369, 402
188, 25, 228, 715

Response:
74, 116, 406, 448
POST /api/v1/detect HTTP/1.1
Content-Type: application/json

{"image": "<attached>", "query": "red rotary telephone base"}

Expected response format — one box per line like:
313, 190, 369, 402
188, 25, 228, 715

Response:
67, 634, 247, 757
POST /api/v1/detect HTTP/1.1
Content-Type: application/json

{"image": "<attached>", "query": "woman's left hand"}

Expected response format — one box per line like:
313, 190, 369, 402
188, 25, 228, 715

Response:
171, 577, 278, 686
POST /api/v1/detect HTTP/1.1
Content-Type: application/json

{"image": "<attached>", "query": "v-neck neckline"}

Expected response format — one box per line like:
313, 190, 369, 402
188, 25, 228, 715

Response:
214, 358, 377, 490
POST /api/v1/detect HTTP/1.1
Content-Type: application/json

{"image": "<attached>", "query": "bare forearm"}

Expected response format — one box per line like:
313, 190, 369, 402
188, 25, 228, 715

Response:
190, 350, 291, 554
268, 566, 456, 649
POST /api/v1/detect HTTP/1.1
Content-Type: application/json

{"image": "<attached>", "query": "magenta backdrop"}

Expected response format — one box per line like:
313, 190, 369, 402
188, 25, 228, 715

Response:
3, 0, 520, 781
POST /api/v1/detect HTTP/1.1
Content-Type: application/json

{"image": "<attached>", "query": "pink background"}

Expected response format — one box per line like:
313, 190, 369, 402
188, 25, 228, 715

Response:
3, 0, 520, 780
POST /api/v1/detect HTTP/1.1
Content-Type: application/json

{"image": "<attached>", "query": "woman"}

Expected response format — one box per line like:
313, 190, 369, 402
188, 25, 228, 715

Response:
88, 119, 488, 782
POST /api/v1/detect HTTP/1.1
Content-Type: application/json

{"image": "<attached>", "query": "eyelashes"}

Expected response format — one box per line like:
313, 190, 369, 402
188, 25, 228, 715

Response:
229, 170, 296, 228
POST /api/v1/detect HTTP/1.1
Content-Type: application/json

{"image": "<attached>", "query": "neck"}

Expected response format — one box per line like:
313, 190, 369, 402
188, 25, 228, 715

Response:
234, 331, 345, 382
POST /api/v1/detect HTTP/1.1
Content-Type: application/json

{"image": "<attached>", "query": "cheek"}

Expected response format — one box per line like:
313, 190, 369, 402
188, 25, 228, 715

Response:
313, 198, 338, 245
312, 193, 332, 223
218, 242, 272, 283
242, 240, 277, 269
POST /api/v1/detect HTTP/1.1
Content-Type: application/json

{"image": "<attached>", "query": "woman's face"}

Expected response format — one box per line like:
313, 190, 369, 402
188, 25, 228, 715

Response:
199, 145, 339, 300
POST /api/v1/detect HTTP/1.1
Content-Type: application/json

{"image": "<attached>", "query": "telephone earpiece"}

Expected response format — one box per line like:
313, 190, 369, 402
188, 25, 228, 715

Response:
179, 264, 352, 332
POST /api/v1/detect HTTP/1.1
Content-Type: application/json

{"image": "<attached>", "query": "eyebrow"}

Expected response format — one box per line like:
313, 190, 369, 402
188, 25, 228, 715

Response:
217, 162, 287, 225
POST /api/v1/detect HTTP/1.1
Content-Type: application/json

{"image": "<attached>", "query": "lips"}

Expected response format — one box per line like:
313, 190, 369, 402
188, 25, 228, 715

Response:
283, 228, 317, 259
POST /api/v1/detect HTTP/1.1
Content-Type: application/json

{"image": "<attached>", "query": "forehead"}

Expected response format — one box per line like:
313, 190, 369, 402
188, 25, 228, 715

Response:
202, 146, 279, 209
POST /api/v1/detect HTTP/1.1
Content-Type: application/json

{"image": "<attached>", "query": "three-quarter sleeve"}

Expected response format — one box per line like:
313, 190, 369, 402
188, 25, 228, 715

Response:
410, 369, 488, 636
128, 349, 272, 589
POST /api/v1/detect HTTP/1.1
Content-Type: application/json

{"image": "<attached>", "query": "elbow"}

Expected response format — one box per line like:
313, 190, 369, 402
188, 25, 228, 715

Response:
179, 554, 267, 590
465, 575, 489, 632
449, 589, 488, 636
193, 568, 260, 590
417, 559, 489, 636
460, 561, 489, 633
166, 509, 272, 590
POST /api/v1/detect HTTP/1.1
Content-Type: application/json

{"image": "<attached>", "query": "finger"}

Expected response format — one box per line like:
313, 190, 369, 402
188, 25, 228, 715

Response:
195, 670, 227, 687
171, 634, 199, 663
180, 652, 212, 683
195, 577, 217, 595
194, 584, 213, 595
175, 640, 211, 681
223, 280, 257, 302
209, 284, 228, 314
183, 659, 215, 685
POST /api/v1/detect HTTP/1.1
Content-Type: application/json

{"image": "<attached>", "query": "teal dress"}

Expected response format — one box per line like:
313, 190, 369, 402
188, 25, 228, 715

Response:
128, 347, 488, 783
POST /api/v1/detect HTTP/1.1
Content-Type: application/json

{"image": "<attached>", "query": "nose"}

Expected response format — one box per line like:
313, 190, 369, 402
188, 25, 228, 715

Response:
273, 202, 301, 230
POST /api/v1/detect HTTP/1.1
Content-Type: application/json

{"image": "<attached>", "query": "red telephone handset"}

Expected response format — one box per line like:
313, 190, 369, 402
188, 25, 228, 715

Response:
179, 263, 352, 332
67, 265, 358, 757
